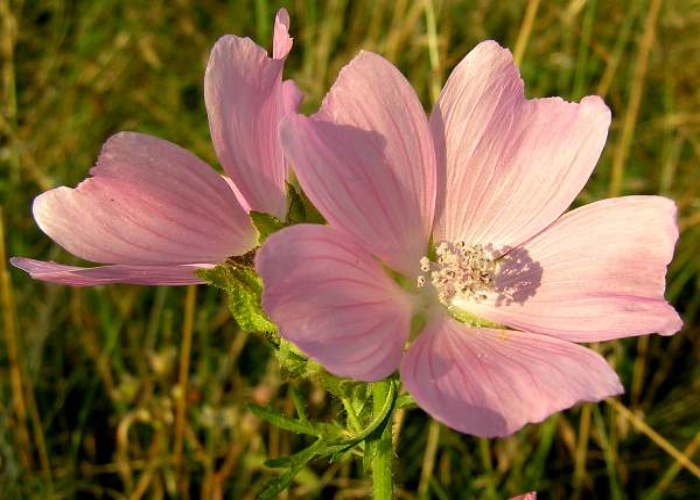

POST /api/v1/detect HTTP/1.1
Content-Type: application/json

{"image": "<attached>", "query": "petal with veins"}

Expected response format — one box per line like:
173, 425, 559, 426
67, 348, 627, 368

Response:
280, 51, 436, 276
431, 41, 610, 253
11, 258, 207, 286
33, 132, 255, 266
401, 314, 622, 437
205, 26, 291, 218
456, 196, 683, 342
257, 224, 415, 381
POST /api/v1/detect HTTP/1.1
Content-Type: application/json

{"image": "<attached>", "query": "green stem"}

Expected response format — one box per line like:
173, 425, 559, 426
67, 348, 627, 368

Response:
372, 380, 393, 500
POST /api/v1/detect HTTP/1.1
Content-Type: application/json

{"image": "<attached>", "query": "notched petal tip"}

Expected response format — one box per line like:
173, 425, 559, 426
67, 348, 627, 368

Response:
579, 94, 612, 124
9, 256, 39, 273
432, 37, 613, 249
273, 8, 293, 60
472, 39, 513, 58
660, 308, 684, 336
275, 7, 290, 28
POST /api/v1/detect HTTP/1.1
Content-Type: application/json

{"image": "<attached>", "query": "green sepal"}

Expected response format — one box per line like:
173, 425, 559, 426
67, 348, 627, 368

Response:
396, 392, 417, 409
285, 182, 307, 225
250, 211, 285, 244
288, 182, 325, 225
305, 361, 364, 399
196, 258, 276, 334
273, 340, 309, 380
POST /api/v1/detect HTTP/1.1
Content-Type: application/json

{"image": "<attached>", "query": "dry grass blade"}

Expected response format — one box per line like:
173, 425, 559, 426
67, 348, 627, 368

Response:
647, 430, 700, 500
512, 0, 541, 66
608, 0, 663, 197
0, 207, 32, 468
606, 399, 700, 480
418, 419, 441, 499
174, 285, 197, 492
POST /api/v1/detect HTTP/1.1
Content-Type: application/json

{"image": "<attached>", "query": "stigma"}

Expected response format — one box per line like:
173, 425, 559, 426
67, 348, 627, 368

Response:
417, 241, 496, 306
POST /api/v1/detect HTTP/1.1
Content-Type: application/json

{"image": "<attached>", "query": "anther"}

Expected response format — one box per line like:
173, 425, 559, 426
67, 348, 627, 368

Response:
416, 241, 496, 306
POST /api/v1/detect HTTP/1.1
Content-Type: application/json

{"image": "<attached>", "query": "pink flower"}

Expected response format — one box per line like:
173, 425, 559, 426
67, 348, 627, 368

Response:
12, 9, 299, 286
256, 41, 682, 437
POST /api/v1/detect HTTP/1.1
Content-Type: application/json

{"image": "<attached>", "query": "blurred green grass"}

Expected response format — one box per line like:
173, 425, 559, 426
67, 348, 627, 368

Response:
1, 0, 700, 498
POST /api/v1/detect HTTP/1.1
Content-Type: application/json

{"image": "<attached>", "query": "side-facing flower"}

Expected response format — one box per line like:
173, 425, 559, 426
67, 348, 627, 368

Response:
12, 9, 299, 286
257, 41, 682, 437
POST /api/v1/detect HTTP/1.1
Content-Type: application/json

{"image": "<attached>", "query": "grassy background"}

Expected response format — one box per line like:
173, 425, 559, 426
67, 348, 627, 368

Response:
2, 0, 700, 498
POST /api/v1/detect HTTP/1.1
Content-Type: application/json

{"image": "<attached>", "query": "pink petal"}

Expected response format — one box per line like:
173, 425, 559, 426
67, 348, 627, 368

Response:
510, 494, 537, 500
11, 257, 206, 286
280, 52, 436, 276
204, 25, 292, 219
282, 80, 303, 114
256, 224, 415, 381
457, 196, 682, 342
32, 132, 255, 266
401, 314, 622, 437
273, 8, 293, 60
431, 41, 611, 252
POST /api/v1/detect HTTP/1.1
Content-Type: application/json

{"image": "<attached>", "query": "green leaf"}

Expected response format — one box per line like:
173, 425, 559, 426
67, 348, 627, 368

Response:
264, 456, 292, 468
258, 439, 325, 500
345, 379, 396, 446
196, 262, 276, 333
249, 404, 321, 437
289, 386, 310, 425
250, 210, 285, 244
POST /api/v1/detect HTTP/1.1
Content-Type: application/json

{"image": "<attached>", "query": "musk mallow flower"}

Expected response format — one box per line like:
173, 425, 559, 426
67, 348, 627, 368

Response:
12, 9, 300, 286
256, 41, 683, 437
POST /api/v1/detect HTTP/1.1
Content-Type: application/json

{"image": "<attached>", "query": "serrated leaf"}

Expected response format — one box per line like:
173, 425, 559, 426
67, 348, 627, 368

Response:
249, 404, 321, 436
250, 210, 285, 244
258, 439, 324, 500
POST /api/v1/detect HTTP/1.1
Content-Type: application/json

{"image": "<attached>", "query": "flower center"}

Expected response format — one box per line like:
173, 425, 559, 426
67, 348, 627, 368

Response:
417, 241, 496, 306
